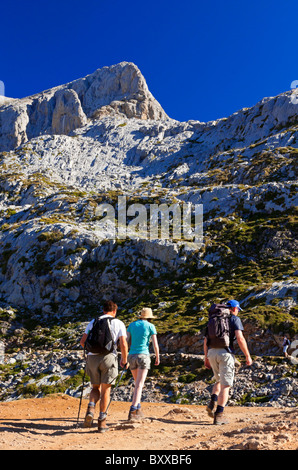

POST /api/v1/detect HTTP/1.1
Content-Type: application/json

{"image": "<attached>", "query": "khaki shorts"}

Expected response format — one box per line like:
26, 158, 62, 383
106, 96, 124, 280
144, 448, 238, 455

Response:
86, 353, 118, 385
128, 354, 151, 370
207, 348, 235, 387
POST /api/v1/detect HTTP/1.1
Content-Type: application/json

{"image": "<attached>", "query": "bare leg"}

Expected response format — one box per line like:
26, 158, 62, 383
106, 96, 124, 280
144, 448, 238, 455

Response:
100, 383, 112, 413
97, 383, 111, 433
131, 368, 148, 407
217, 385, 230, 407
89, 384, 100, 405
211, 382, 229, 407
84, 384, 100, 428
212, 382, 221, 397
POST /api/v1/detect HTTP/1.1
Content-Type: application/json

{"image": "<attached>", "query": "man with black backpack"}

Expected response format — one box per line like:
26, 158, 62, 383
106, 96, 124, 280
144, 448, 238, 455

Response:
80, 300, 128, 433
203, 299, 252, 425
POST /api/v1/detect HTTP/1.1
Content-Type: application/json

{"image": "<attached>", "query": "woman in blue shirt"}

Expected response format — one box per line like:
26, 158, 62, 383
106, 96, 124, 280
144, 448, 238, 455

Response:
127, 307, 160, 420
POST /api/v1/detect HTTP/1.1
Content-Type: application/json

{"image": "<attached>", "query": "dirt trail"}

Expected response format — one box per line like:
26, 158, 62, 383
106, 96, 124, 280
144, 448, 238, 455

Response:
0, 395, 297, 451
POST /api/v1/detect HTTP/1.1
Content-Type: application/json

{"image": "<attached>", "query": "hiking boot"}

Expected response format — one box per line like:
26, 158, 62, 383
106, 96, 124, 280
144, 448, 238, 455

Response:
206, 400, 215, 418
83, 408, 94, 428
213, 412, 229, 425
98, 417, 109, 433
136, 408, 145, 419
128, 409, 140, 421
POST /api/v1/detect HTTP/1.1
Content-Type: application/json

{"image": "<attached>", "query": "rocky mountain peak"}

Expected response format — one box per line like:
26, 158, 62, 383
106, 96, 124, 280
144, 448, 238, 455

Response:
0, 62, 169, 151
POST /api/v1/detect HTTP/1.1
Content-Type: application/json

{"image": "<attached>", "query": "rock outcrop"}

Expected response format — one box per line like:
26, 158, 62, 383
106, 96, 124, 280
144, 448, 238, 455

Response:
0, 62, 169, 151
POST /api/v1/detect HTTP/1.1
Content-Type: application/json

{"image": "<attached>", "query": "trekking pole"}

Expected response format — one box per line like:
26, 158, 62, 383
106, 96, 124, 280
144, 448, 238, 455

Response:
76, 348, 87, 427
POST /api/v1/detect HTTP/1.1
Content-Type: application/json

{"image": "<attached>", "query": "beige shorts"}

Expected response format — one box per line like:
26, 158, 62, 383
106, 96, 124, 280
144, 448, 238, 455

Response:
207, 348, 235, 387
86, 353, 118, 385
128, 354, 151, 370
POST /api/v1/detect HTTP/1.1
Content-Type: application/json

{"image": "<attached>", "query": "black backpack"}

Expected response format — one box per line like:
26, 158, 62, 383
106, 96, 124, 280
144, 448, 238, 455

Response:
206, 303, 231, 349
85, 316, 116, 354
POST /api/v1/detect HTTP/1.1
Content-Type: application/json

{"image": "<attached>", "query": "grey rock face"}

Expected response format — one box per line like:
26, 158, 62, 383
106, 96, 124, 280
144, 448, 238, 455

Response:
0, 62, 169, 152
51, 88, 87, 135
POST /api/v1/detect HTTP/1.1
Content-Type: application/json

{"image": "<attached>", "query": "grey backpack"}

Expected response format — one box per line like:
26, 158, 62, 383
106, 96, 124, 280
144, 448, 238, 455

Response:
206, 304, 231, 349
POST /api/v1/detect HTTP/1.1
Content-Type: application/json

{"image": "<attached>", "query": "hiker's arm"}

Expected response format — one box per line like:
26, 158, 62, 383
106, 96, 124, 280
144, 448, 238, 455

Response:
204, 337, 211, 369
152, 334, 160, 365
80, 333, 87, 349
119, 335, 128, 368
235, 330, 252, 366
126, 331, 131, 349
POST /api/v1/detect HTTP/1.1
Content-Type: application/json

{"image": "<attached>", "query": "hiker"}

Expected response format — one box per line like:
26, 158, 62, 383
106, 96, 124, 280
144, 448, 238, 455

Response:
204, 299, 252, 425
127, 307, 160, 420
282, 336, 291, 358
80, 300, 128, 433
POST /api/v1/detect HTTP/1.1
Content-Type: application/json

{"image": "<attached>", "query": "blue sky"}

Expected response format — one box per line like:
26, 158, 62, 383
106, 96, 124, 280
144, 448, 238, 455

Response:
1, 0, 297, 122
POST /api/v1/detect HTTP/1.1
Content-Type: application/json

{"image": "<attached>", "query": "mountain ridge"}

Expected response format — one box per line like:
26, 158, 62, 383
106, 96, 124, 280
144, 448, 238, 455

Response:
0, 62, 297, 357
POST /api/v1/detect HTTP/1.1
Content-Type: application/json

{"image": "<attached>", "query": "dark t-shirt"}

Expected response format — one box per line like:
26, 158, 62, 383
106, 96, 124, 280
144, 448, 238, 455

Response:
228, 315, 244, 353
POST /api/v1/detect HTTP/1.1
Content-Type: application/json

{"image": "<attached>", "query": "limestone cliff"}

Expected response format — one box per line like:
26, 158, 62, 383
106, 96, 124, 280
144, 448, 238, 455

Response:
0, 62, 169, 151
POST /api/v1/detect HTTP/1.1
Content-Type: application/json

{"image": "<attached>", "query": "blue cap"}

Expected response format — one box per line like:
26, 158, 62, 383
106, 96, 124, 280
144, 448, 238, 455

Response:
227, 299, 242, 310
